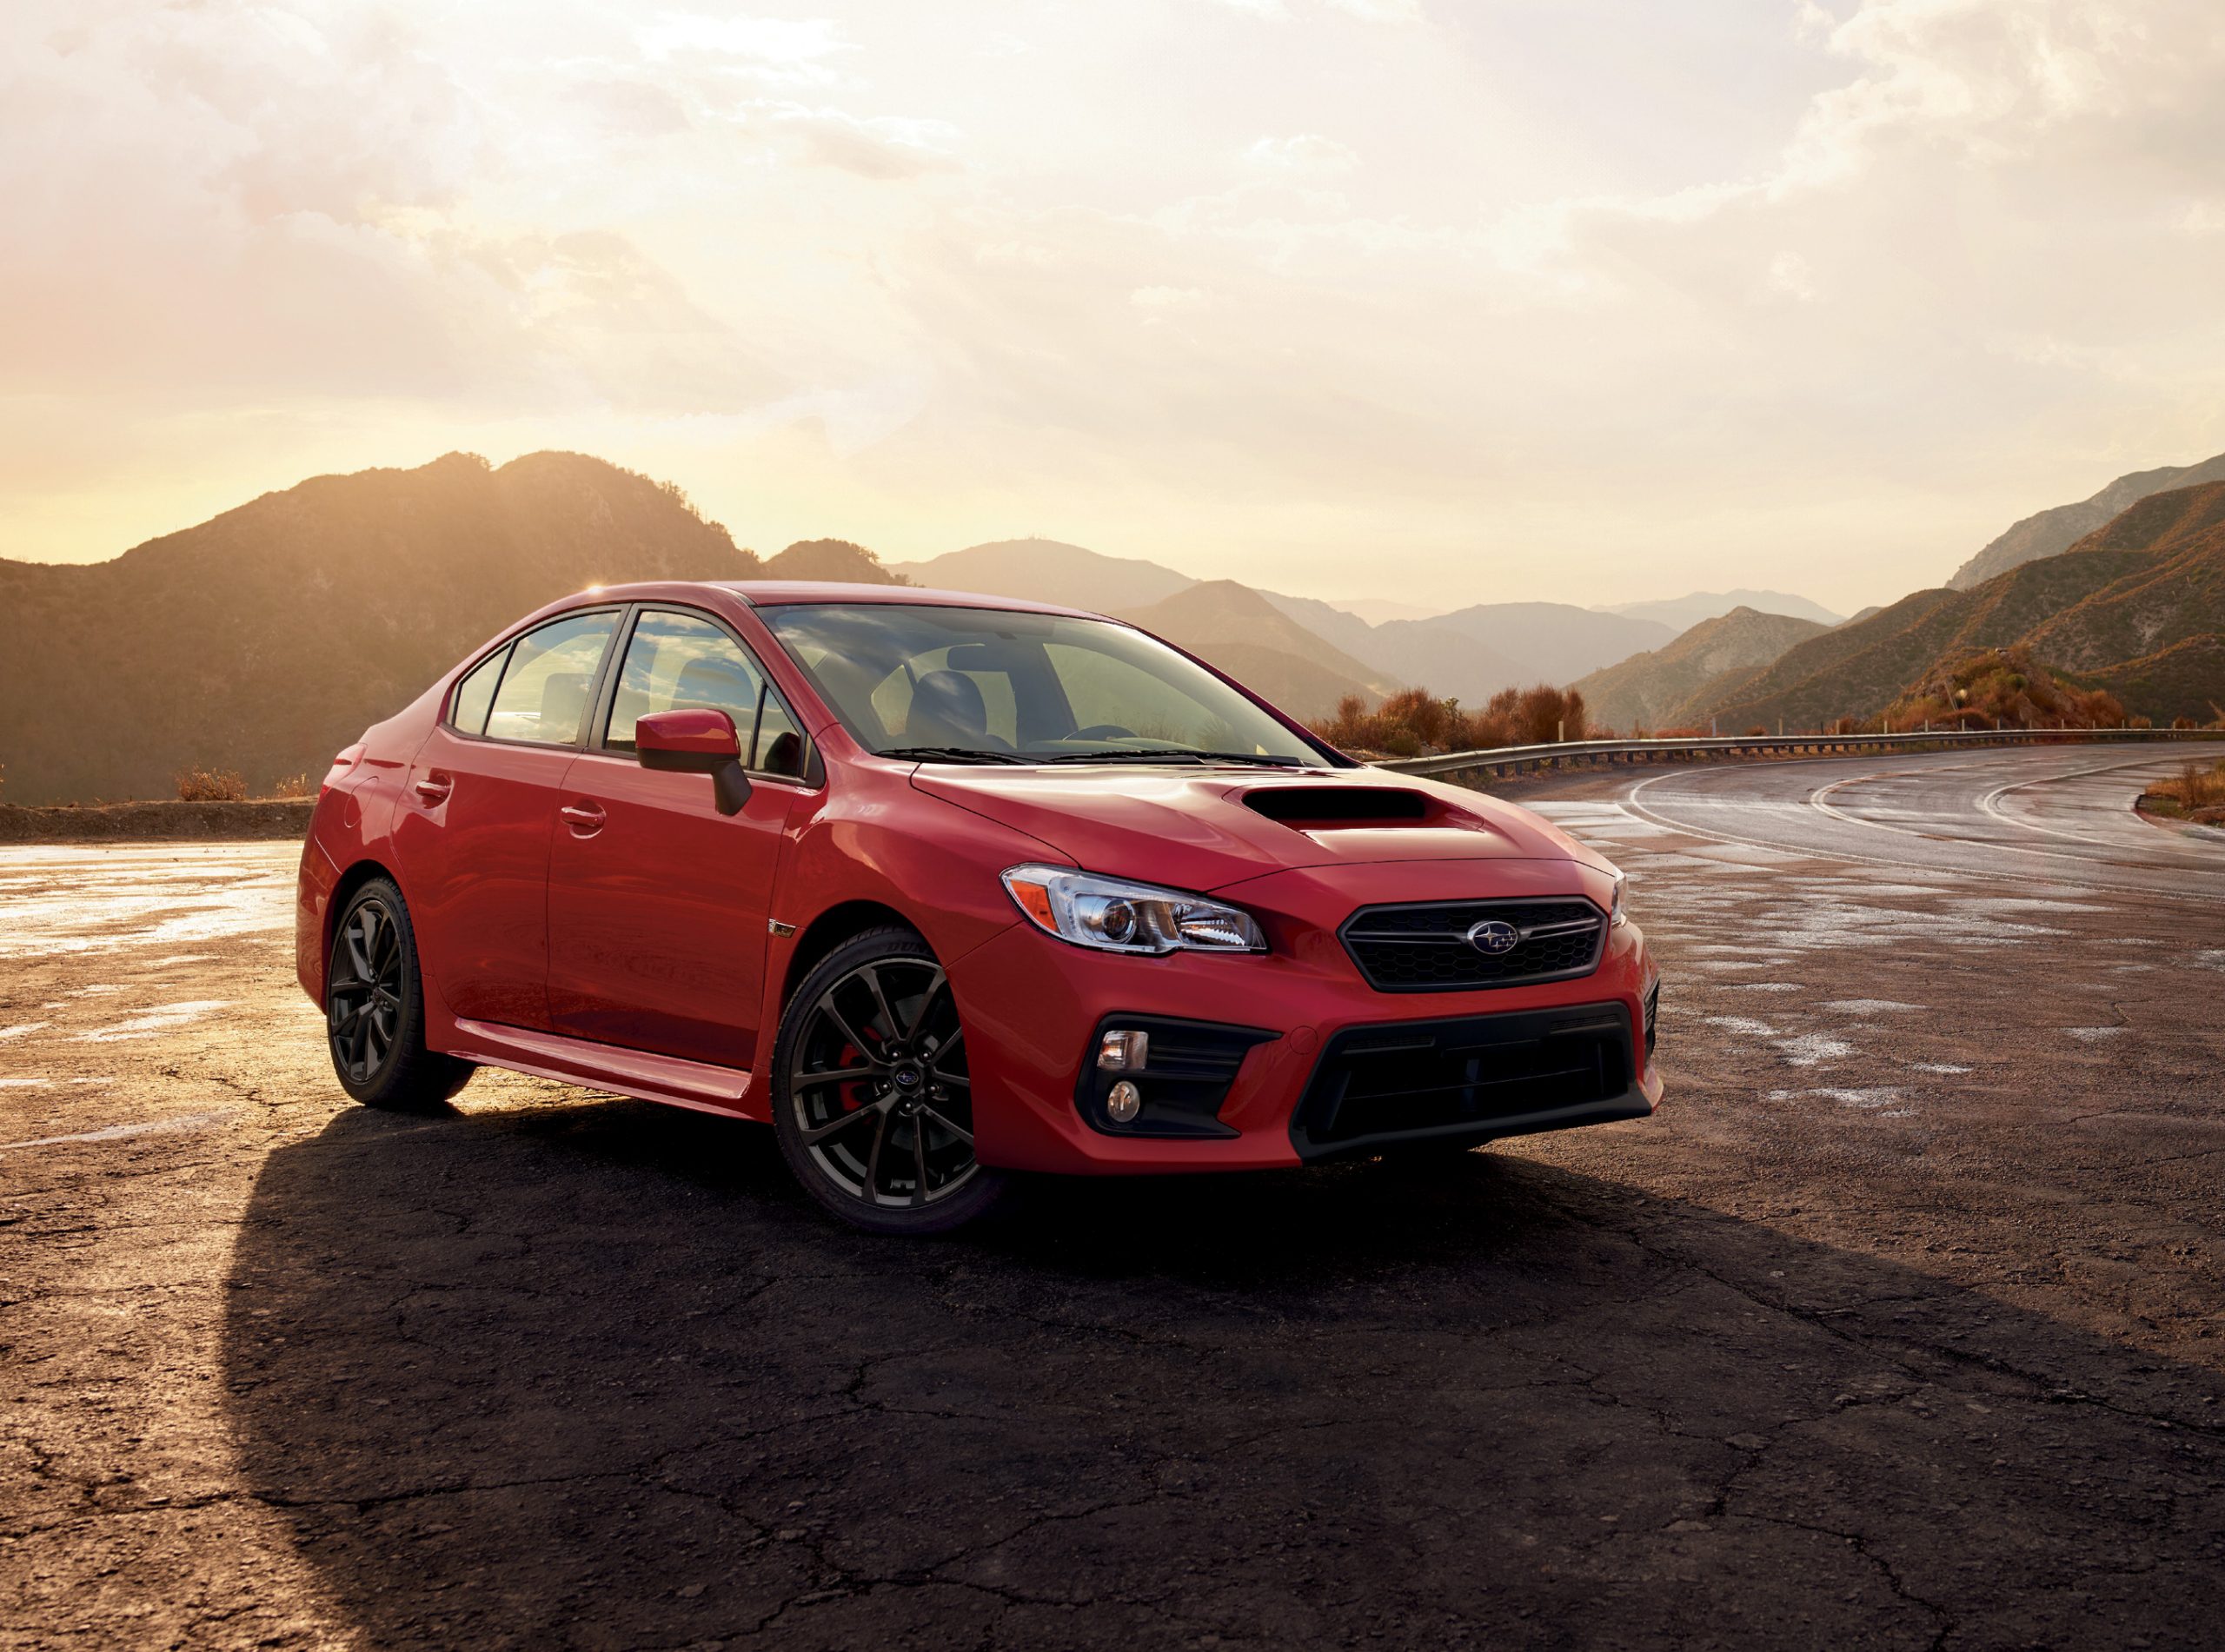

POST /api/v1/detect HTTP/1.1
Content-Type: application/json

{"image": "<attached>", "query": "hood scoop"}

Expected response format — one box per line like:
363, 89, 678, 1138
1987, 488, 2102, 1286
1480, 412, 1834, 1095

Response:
1242, 786, 1434, 827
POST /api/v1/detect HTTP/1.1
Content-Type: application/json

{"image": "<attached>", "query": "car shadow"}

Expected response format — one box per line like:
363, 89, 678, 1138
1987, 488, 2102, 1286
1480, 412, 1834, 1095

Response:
221, 1098, 2225, 1650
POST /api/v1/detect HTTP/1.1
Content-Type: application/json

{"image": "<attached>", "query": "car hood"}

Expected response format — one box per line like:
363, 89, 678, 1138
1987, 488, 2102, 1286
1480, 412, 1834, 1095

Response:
910, 764, 1604, 892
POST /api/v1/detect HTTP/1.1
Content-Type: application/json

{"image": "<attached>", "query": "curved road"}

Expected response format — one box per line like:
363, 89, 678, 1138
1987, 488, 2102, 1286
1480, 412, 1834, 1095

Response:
1597, 743, 2225, 902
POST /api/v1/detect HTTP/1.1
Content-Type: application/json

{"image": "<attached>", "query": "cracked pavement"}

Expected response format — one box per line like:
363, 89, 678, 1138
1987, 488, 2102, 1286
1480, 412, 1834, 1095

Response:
3, 745, 2224, 1649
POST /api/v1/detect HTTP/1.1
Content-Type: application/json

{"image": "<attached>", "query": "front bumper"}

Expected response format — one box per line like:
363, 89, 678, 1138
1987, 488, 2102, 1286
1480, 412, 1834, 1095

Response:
947, 859, 1662, 1175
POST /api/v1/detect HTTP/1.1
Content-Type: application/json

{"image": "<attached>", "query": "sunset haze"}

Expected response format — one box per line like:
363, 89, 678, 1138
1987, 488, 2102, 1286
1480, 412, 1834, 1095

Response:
6, 0, 2224, 614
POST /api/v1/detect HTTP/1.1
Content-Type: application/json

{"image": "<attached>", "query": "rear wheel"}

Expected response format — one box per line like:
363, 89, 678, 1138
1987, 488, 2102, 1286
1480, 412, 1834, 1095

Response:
325, 878, 473, 1111
772, 927, 1006, 1235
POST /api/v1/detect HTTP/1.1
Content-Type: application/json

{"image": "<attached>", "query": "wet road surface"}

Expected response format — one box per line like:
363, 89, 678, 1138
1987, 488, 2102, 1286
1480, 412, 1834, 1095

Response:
3, 745, 2223, 1649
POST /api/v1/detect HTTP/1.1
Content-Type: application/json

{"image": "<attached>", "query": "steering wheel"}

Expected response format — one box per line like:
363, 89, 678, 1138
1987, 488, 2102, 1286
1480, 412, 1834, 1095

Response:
1069, 724, 1136, 741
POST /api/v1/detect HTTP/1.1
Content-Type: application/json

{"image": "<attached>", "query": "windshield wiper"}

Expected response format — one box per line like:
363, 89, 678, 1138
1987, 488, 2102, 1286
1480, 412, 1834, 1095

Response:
879, 746, 1028, 766
1033, 749, 1305, 767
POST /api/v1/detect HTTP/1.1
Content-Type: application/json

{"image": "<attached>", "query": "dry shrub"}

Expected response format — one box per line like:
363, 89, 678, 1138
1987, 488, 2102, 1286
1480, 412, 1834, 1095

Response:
176, 766, 249, 802
271, 772, 315, 799
1309, 685, 1589, 759
2147, 759, 2225, 825
1883, 645, 2123, 733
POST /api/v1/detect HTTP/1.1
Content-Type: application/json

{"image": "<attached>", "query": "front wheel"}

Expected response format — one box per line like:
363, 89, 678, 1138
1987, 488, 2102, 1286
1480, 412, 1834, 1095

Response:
771, 927, 1007, 1235
325, 877, 474, 1111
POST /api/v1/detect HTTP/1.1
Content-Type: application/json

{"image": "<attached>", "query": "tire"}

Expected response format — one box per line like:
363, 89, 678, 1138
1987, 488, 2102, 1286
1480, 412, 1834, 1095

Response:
771, 926, 1007, 1235
325, 877, 474, 1111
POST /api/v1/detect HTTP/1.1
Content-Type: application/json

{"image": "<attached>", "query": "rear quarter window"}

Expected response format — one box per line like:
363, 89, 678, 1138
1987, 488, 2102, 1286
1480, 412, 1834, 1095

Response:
449, 647, 508, 735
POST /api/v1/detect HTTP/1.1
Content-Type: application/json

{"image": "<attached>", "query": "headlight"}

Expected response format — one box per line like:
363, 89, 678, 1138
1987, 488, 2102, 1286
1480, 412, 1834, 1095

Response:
1000, 865, 1266, 955
1608, 867, 1629, 928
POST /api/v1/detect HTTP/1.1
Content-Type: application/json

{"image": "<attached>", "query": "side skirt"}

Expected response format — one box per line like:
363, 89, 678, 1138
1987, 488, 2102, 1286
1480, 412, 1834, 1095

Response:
444, 1018, 757, 1119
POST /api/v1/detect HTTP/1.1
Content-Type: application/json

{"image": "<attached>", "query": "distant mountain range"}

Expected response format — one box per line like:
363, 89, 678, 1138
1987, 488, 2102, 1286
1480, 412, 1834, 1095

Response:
1116, 581, 1398, 718
1685, 480, 2225, 728
1947, 450, 2225, 590
902, 538, 1692, 707
891, 539, 1189, 610
1595, 589, 1845, 631
10, 445, 2212, 806
1573, 608, 1832, 733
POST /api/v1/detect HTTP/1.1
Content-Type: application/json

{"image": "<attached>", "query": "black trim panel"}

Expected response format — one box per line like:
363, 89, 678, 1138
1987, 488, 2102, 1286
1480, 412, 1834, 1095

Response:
1290, 1000, 1648, 1160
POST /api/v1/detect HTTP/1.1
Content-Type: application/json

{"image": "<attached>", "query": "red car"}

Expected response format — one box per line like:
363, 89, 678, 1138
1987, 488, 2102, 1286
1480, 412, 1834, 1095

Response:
297, 582, 1661, 1233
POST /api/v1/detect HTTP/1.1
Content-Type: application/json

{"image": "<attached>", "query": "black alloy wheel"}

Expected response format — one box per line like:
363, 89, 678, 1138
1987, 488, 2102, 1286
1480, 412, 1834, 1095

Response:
324, 877, 473, 1110
773, 928, 1006, 1234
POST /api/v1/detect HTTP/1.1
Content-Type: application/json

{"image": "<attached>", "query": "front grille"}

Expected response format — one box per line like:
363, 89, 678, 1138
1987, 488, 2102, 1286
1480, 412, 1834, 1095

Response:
1291, 1003, 1637, 1158
1339, 898, 1607, 992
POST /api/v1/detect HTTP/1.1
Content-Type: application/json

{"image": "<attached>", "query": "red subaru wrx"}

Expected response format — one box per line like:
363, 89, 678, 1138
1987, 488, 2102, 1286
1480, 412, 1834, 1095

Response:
296, 582, 1662, 1233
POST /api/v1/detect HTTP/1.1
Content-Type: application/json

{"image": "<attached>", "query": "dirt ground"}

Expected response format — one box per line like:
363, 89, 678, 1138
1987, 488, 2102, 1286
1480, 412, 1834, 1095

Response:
3, 751, 2223, 1649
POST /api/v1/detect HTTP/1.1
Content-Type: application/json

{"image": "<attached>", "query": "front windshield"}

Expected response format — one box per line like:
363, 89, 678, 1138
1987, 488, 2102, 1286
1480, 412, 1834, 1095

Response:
760, 603, 1332, 765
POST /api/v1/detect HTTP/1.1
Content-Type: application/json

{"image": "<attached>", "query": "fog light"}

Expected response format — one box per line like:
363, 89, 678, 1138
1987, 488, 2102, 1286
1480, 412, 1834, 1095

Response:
1106, 1079, 1143, 1124
1096, 1029, 1150, 1071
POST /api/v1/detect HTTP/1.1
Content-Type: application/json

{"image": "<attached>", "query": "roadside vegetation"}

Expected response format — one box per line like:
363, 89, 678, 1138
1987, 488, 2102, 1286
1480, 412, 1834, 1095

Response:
2142, 758, 2225, 826
1309, 685, 1589, 759
175, 766, 249, 802
1878, 646, 2125, 732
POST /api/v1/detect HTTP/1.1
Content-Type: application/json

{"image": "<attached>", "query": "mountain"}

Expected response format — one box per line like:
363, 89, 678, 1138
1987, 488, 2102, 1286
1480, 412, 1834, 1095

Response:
1947, 450, 2225, 590
1573, 607, 1830, 733
1684, 481, 2225, 729
1429, 602, 1677, 680
890, 539, 1192, 611
1258, 591, 1391, 661
0, 452, 760, 805
1325, 598, 1444, 626
1115, 581, 1397, 719
1597, 589, 1844, 630
891, 542, 1675, 704
1239, 601, 1675, 711
762, 539, 907, 583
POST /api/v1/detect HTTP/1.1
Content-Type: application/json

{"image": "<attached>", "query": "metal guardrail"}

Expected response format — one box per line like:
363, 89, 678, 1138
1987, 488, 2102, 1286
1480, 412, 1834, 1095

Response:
1372, 725, 2225, 782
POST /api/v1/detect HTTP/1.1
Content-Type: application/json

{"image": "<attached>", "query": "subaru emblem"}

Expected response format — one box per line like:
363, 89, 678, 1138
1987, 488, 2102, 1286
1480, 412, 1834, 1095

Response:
1465, 919, 1520, 955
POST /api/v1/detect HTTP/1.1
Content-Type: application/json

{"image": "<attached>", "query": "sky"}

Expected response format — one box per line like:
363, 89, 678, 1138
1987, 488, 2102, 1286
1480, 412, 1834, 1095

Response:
3, 0, 2223, 613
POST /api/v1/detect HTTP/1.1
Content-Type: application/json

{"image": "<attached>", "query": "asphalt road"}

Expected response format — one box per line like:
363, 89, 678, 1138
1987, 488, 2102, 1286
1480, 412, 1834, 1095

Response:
3, 744, 2223, 1650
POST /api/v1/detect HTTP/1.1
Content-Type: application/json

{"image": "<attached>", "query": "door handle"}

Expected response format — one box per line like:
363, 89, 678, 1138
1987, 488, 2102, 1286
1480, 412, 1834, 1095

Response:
560, 800, 608, 836
413, 773, 453, 806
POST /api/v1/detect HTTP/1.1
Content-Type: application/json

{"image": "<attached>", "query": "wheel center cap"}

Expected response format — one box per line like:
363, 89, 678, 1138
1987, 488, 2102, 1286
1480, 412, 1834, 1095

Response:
892, 1065, 923, 1091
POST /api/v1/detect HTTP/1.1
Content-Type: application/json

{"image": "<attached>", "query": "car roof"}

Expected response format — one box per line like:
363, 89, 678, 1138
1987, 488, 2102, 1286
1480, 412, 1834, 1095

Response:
712, 581, 1108, 619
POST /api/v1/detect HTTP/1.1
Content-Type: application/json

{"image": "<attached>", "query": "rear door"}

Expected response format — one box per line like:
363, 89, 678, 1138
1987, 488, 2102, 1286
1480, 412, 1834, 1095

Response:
395, 607, 622, 1030
546, 606, 813, 1071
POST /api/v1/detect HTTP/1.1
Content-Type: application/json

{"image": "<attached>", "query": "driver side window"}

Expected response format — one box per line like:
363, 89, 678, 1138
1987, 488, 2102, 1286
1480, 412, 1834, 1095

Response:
601, 608, 812, 779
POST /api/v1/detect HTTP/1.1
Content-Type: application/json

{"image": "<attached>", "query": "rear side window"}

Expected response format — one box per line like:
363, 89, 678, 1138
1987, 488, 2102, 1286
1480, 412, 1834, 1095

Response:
448, 647, 508, 735
482, 611, 619, 746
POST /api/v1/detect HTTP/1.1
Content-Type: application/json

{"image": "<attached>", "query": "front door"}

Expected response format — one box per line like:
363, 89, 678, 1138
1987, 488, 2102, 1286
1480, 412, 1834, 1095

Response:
546, 607, 804, 1071
394, 607, 622, 1030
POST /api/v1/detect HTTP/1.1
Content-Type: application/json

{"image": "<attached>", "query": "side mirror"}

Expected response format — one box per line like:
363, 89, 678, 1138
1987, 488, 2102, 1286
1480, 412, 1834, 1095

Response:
636, 709, 752, 816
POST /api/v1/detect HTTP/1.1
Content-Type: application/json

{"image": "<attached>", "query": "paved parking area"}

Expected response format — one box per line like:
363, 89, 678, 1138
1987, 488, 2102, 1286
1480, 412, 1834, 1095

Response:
4, 749, 2223, 1649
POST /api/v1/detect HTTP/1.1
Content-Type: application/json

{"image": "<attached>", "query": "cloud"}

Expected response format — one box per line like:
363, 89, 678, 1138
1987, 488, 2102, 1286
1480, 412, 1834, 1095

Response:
1244, 134, 1359, 176
1323, 0, 1425, 19
769, 108, 960, 179
1130, 285, 1211, 312
1761, 250, 1817, 303
1201, 0, 1422, 19
638, 15, 851, 75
